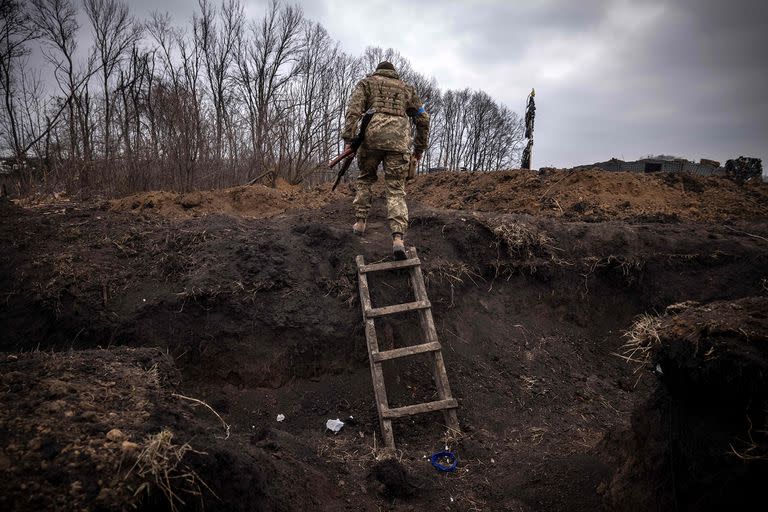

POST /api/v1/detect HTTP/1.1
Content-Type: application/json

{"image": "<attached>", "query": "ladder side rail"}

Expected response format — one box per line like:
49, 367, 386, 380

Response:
356, 255, 396, 448
406, 248, 462, 434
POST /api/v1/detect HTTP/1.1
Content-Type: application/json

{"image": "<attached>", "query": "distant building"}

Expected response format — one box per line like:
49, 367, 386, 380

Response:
573, 156, 724, 176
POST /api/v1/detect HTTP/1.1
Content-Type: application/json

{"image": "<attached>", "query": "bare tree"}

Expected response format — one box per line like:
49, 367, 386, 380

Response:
275, 21, 340, 183
3, 1, 524, 197
30, 0, 85, 160
235, 0, 302, 181
0, 0, 39, 158
195, 0, 242, 178
84, 0, 142, 161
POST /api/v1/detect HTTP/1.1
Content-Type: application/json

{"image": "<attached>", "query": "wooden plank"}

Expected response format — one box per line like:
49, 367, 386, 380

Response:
407, 247, 462, 434
366, 300, 431, 318
407, 248, 437, 343
433, 350, 461, 433
371, 359, 394, 447
358, 258, 421, 274
356, 255, 395, 448
372, 341, 441, 363
381, 398, 458, 419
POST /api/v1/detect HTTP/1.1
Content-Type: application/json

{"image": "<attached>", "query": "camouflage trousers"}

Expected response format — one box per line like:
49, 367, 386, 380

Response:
352, 149, 410, 234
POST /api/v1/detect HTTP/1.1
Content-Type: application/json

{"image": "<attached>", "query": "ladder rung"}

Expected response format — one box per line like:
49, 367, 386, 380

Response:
366, 300, 430, 318
381, 398, 458, 419
372, 341, 441, 362
358, 258, 420, 273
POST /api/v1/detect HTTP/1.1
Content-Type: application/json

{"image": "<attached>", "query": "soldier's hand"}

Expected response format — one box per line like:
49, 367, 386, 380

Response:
344, 143, 352, 153
413, 152, 422, 161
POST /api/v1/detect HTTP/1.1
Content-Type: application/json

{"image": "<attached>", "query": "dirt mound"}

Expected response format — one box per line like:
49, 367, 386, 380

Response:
409, 169, 768, 222
0, 348, 184, 510
606, 298, 768, 511
109, 169, 768, 224
367, 459, 423, 499
0, 347, 351, 512
2, 189, 768, 510
109, 182, 345, 219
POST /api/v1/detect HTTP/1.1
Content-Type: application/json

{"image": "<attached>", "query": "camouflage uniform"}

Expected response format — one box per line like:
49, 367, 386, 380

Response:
342, 68, 429, 235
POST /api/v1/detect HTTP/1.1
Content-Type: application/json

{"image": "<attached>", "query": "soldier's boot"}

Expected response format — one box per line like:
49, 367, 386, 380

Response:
353, 219, 366, 236
392, 233, 406, 260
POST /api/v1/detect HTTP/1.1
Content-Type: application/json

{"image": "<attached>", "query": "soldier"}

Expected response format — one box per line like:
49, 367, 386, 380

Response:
342, 61, 430, 260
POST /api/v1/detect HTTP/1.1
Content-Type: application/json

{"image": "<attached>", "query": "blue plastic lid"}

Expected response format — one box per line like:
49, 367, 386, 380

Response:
430, 451, 458, 472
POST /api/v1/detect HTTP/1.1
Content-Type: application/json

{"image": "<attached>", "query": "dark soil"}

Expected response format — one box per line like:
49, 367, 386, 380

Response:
2, 171, 767, 511
605, 298, 768, 512
0, 348, 357, 512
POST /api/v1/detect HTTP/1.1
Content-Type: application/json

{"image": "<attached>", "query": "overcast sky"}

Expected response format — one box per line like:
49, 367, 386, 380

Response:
75, 0, 768, 167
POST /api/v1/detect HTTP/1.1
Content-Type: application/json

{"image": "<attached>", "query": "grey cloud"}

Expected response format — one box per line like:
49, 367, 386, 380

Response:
61, 0, 768, 166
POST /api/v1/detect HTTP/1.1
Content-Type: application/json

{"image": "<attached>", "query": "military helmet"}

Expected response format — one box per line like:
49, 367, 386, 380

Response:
376, 61, 396, 72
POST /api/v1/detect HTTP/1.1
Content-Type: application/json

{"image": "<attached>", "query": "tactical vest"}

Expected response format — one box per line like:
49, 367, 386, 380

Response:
368, 75, 409, 117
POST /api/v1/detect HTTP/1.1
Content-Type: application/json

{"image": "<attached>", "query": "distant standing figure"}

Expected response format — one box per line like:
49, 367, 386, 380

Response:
342, 61, 430, 260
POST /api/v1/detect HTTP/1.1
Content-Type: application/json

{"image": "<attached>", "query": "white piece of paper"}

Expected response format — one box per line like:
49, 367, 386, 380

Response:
326, 418, 344, 433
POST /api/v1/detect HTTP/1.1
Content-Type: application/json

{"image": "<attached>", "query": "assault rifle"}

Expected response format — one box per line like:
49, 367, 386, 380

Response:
329, 109, 375, 191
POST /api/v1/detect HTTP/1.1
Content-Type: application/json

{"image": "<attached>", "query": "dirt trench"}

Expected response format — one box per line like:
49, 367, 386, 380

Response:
604, 298, 768, 511
2, 187, 768, 510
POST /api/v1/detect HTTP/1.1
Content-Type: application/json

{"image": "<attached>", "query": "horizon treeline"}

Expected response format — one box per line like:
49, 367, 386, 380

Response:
0, 0, 524, 197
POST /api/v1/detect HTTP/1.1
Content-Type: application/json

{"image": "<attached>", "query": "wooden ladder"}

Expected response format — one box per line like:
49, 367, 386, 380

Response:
356, 247, 460, 449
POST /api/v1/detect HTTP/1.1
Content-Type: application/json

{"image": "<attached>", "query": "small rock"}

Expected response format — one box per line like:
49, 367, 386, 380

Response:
179, 192, 203, 208
42, 400, 66, 413
120, 441, 139, 452
106, 429, 125, 442
44, 379, 71, 397
80, 411, 98, 422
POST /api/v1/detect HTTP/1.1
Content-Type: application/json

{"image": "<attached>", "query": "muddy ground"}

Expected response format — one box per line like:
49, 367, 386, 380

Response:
2, 170, 767, 511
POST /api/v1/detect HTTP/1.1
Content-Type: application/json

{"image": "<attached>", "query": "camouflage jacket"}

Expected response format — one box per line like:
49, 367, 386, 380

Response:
342, 69, 429, 155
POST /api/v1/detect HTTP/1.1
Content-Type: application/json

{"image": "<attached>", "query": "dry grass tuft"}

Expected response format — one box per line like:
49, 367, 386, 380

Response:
144, 363, 160, 388
425, 259, 482, 307
615, 313, 663, 373
129, 429, 212, 512
317, 271, 356, 306
171, 393, 230, 439
729, 408, 768, 461
425, 259, 482, 287
491, 221, 553, 260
